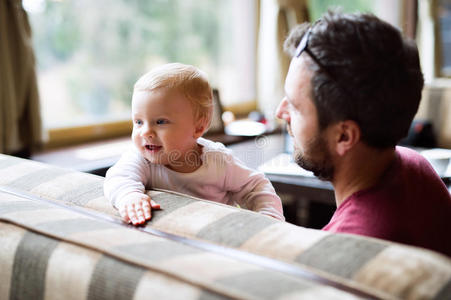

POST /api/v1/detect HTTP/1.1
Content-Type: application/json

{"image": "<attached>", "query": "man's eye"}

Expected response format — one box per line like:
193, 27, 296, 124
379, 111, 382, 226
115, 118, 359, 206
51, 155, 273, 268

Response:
156, 119, 169, 125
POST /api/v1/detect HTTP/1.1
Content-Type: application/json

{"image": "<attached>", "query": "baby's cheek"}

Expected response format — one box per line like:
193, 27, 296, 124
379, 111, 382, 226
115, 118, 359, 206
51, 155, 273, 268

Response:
132, 132, 142, 145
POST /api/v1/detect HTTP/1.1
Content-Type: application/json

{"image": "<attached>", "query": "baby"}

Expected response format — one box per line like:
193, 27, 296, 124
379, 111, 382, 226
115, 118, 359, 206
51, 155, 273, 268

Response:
104, 63, 284, 225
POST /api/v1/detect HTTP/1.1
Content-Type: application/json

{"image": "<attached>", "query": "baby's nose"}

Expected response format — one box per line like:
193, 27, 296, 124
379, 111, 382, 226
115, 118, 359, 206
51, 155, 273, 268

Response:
141, 125, 154, 137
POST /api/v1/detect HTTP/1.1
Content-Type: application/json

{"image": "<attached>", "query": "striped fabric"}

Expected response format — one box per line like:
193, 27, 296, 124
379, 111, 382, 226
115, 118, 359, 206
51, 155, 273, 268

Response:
0, 192, 363, 300
1, 154, 450, 299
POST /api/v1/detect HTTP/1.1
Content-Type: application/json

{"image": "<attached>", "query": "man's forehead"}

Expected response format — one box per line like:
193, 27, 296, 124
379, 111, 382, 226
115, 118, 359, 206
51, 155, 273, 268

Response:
285, 57, 312, 100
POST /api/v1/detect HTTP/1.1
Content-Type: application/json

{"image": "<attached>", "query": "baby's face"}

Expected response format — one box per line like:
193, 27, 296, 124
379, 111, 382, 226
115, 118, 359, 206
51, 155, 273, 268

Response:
131, 89, 202, 172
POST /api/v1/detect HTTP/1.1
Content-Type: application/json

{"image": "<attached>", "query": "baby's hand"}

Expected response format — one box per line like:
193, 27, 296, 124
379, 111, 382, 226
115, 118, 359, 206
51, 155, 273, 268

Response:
117, 193, 161, 226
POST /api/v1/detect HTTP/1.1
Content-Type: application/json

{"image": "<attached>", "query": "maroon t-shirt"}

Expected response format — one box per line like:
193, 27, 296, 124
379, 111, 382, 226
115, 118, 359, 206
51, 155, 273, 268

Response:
323, 146, 451, 257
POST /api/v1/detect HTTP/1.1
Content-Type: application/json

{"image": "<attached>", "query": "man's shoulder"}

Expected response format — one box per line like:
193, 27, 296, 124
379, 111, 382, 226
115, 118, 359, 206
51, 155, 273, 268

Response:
395, 146, 442, 176
396, 146, 424, 159
394, 146, 450, 203
347, 146, 447, 205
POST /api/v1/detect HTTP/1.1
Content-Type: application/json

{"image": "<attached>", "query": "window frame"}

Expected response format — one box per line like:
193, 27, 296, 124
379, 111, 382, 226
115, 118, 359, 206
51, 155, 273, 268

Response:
45, 120, 132, 150
434, 0, 451, 78
44, 101, 257, 150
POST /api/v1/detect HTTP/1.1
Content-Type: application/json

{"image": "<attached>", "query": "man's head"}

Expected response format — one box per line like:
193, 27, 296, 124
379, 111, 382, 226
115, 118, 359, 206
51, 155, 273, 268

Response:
283, 11, 424, 148
277, 11, 424, 180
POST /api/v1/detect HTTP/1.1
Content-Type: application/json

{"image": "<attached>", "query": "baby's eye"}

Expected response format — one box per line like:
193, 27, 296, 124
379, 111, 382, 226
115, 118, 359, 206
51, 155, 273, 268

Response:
134, 119, 143, 126
156, 119, 169, 125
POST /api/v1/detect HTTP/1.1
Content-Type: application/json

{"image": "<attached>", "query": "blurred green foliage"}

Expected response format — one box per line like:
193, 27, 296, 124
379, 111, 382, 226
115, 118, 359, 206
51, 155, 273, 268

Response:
29, 0, 226, 116
308, 0, 374, 22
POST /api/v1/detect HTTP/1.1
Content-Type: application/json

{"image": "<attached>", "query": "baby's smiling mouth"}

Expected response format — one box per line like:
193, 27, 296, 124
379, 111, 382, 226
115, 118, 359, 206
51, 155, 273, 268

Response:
145, 145, 162, 151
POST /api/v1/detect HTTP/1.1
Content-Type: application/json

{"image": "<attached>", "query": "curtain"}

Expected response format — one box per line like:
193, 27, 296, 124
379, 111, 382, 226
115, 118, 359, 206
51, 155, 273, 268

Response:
256, 0, 309, 128
0, 0, 42, 156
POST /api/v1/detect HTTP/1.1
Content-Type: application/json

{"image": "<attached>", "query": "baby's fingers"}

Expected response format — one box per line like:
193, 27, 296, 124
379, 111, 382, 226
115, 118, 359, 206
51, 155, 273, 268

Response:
142, 201, 151, 220
118, 198, 155, 226
134, 202, 149, 223
127, 204, 144, 225
118, 206, 131, 224
150, 199, 161, 210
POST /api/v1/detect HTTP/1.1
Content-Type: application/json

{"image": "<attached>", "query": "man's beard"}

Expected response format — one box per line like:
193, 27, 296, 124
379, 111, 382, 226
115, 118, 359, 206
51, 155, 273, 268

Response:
294, 133, 334, 181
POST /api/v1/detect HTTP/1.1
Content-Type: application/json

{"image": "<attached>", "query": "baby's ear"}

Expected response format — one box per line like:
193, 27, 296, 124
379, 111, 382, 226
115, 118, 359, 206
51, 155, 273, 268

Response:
193, 118, 207, 138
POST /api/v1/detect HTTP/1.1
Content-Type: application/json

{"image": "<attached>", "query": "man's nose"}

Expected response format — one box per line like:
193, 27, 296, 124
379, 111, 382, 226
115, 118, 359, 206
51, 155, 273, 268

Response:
276, 98, 289, 121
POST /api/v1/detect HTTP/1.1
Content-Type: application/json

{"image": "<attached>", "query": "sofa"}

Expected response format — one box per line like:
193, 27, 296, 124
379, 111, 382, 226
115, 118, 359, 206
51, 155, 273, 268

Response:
0, 153, 450, 299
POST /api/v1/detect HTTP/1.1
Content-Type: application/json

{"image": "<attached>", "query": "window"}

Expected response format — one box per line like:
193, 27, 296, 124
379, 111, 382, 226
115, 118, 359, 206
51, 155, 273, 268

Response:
308, 0, 375, 21
436, 0, 451, 77
24, 0, 256, 136
307, 0, 402, 33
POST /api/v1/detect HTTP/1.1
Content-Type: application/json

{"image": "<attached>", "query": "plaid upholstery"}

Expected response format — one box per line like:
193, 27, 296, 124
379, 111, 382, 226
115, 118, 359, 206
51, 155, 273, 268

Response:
1, 154, 450, 299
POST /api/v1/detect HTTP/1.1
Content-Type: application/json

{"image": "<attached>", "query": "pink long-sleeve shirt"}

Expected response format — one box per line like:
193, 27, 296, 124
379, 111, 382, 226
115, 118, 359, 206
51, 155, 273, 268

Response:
104, 138, 284, 221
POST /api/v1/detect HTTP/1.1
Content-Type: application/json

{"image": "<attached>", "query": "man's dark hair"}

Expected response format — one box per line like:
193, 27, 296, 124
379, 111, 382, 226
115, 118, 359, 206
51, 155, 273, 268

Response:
284, 11, 424, 148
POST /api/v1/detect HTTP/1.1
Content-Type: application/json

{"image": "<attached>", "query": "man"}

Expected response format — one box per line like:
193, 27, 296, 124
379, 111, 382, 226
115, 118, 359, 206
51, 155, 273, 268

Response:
276, 11, 451, 257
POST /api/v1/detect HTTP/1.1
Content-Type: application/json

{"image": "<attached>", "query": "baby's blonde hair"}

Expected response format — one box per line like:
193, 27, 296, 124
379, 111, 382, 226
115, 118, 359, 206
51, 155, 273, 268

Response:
134, 63, 213, 130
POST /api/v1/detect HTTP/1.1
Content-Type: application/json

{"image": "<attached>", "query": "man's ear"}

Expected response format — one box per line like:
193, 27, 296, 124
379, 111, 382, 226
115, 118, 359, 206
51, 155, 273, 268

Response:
332, 120, 361, 156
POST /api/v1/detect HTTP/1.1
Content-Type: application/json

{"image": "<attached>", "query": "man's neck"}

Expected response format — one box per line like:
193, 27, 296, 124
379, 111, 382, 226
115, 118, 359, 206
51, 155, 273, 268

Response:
331, 144, 396, 207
